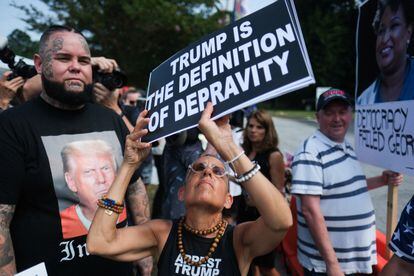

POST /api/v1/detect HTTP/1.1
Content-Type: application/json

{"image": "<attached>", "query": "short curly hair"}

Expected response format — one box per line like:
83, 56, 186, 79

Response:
372, 0, 414, 32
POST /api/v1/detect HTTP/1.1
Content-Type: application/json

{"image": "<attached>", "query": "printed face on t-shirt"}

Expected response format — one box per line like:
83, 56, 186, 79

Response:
64, 152, 116, 220
42, 133, 124, 240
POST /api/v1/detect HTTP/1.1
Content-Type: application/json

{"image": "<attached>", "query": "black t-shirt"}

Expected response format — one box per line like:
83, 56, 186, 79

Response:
157, 220, 241, 275
0, 97, 135, 275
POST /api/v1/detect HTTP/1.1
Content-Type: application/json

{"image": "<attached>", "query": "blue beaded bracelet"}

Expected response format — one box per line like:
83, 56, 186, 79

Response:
102, 195, 123, 207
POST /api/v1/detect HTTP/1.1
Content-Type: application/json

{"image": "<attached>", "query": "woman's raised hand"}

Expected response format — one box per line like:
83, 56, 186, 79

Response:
198, 102, 234, 154
124, 110, 152, 168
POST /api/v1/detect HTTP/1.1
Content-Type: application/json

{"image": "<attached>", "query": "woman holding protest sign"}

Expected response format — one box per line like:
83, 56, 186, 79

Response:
237, 110, 285, 276
87, 103, 292, 276
358, 0, 414, 104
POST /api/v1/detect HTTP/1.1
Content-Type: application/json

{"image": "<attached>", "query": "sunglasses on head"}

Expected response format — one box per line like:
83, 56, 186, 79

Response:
188, 162, 228, 178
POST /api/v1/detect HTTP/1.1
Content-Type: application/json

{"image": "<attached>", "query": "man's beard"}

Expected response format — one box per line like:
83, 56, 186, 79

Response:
42, 75, 93, 106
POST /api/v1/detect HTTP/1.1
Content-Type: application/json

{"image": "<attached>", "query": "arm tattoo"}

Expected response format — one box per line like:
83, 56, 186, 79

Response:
0, 205, 16, 275
135, 256, 153, 276
127, 178, 150, 225
41, 37, 64, 79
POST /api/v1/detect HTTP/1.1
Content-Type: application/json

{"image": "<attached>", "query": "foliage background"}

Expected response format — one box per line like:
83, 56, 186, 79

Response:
8, 0, 358, 109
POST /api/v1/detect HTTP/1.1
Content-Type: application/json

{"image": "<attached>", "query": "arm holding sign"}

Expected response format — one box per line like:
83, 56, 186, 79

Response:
199, 103, 292, 270
366, 171, 403, 190
87, 104, 292, 276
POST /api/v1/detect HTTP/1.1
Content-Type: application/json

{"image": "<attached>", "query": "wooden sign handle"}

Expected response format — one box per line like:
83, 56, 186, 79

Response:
385, 183, 398, 260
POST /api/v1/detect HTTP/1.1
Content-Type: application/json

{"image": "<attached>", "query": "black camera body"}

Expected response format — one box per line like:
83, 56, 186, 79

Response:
0, 36, 37, 80
6, 59, 37, 80
93, 66, 127, 91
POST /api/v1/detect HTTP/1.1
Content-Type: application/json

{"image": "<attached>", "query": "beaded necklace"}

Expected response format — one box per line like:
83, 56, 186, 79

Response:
183, 218, 225, 235
177, 216, 227, 267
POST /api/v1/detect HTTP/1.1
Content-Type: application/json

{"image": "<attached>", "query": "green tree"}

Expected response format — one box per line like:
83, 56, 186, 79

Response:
7, 29, 38, 59
13, 0, 228, 89
296, 0, 357, 92
272, 0, 358, 109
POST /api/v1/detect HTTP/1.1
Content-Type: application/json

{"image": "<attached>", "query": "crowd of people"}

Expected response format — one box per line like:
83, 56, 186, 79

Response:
0, 1, 414, 274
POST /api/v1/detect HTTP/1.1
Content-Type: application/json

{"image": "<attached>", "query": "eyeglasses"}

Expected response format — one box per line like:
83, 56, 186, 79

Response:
188, 162, 228, 178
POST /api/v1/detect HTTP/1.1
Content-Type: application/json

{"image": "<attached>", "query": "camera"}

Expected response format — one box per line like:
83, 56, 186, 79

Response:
0, 36, 37, 80
93, 66, 127, 91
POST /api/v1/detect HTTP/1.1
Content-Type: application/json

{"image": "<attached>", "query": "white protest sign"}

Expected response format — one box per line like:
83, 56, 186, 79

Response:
15, 262, 48, 276
355, 100, 414, 175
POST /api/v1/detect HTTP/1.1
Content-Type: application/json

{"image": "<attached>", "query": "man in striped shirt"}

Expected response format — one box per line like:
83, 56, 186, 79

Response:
291, 88, 402, 275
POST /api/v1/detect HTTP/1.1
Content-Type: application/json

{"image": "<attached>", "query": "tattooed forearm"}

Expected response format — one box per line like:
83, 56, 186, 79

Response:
0, 205, 16, 276
127, 178, 150, 225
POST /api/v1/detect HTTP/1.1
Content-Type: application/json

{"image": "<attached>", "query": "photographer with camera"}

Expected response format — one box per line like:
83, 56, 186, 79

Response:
91, 57, 135, 133
0, 36, 37, 82
0, 25, 150, 276
0, 36, 45, 108
0, 71, 24, 112
0, 72, 43, 111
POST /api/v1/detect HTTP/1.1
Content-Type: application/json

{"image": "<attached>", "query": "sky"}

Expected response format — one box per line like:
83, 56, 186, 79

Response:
0, 0, 276, 41
0, 0, 275, 69
0, 0, 50, 40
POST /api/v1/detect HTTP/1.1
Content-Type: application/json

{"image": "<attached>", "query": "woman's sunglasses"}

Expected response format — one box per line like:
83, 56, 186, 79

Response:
188, 162, 228, 178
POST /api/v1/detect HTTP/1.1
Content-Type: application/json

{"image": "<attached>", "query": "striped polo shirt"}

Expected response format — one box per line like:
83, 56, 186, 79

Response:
291, 130, 377, 274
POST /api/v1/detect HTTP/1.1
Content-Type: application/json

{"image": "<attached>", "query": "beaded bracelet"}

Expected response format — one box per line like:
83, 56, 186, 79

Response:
102, 195, 123, 207
97, 199, 124, 215
97, 196, 124, 214
97, 199, 123, 214
234, 162, 261, 183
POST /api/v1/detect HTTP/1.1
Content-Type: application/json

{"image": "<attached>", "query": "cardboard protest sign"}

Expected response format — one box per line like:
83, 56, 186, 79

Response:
144, 0, 314, 142
356, 101, 414, 175
355, 0, 414, 175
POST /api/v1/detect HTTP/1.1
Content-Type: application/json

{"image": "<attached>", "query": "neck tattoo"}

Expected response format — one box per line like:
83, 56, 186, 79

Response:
177, 216, 227, 267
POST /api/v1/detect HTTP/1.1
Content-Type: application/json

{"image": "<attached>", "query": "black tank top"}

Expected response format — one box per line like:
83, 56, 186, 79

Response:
157, 219, 242, 275
254, 149, 278, 180
237, 149, 280, 223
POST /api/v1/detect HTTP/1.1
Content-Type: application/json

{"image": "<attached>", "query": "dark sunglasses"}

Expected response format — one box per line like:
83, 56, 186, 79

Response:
188, 162, 228, 178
